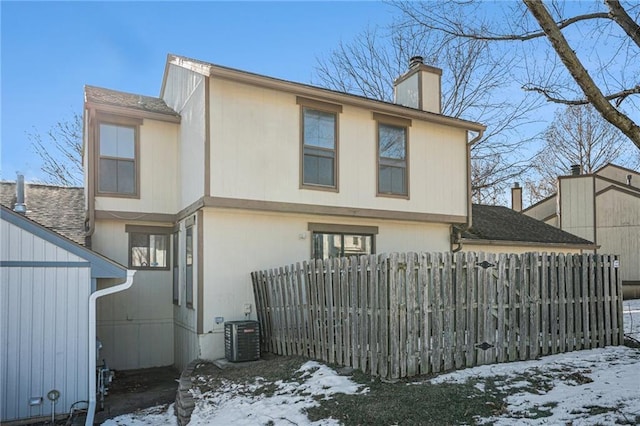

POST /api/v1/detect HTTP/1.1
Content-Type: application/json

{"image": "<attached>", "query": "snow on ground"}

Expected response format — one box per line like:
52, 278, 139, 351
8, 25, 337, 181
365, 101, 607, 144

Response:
103, 299, 640, 426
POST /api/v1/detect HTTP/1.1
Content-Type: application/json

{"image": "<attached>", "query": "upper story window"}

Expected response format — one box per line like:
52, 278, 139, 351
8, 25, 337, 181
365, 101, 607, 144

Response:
297, 97, 342, 191
97, 117, 140, 197
375, 113, 411, 198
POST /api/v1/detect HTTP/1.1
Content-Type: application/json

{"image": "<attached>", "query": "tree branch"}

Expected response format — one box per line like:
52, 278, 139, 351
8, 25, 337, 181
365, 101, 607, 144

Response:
605, 0, 640, 48
523, 0, 640, 149
523, 84, 640, 106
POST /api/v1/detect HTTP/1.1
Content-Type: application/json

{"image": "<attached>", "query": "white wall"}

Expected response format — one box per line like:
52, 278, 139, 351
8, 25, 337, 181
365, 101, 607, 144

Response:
92, 220, 174, 370
1, 219, 90, 423
196, 208, 451, 360
163, 64, 206, 208
560, 176, 595, 242
209, 79, 468, 218
95, 119, 179, 214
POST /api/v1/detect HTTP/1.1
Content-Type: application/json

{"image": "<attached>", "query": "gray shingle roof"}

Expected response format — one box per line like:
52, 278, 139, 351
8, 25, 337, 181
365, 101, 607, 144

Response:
85, 85, 180, 118
464, 204, 593, 246
0, 182, 86, 246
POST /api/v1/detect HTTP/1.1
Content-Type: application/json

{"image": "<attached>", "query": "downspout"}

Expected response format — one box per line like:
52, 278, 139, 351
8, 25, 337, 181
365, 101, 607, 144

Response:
86, 270, 136, 426
452, 128, 485, 253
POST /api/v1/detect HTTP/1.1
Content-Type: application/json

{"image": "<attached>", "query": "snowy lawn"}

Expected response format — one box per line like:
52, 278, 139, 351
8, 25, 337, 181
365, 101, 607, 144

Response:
104, 299, 640, 425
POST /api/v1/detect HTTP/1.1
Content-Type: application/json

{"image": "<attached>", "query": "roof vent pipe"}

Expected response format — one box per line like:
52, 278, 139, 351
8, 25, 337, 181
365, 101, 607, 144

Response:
14, 175, 27, 214
570, 164, 581, 176
409, 55, 424, 68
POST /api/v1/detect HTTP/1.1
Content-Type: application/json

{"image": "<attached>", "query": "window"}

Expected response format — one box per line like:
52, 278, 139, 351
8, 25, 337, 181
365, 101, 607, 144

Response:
173, 231, 179, 305
298, 97, 342, 190
126, 225, 171, 270
308, 223, 377, 260
185, 225, 194, 308
375, 113, 411, 198
98, 120, 138, 196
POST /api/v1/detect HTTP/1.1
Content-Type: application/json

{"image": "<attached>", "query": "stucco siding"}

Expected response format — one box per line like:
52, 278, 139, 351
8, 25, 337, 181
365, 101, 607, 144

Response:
1, 265, 90, 423
197, 207, 450, 360
208, 79, 468, 218
92, 220, 174, 370
95, 119, 179, 214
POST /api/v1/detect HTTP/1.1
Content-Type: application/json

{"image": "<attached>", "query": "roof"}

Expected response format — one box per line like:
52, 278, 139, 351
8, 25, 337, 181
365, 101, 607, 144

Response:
0, 182, 86, 246
1, 204, 126, 279
85, 85, 180, 119
163, 53, 485, 133
463, 204, 594, 247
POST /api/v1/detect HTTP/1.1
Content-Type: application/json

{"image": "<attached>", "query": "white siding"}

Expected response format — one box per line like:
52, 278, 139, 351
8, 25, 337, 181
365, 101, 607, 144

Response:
1, 265, 90, 422
92, 220, 174, 370
524, 196, 557, 226
560, 176, 595, 242
208, 79, 468, 218
197, 208, 450, 360
163, 64, 206, 208
1, 220, 84, 262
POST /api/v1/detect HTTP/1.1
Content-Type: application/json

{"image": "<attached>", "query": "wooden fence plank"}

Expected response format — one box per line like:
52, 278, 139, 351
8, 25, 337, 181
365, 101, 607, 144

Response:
589, 255, 598, 349
406, 253, 418, 377
420, 252, 431, 375
369, 255, 379, 376
333, 258, 344, 365
431, 252, 443, 373
296, 263, 310, 356
325, 259, 335, 364
615, 255, 624, 344
466, 252, 476, 367
507, 254, 518, 362
389, 253, 400, 379
603, 255, 612, 347
399, 252, 408, 378
557, 254, 566, 354
530, 254, 540, 359
285, 265, 300, 355
565, 255, 574, 352
359, 255, 370, 373
454, 252, 465, 369
540, 253, 549, 356
442, 252, 454, 371
550, 253, 559, 355
496, 253, 506, 364
350, 256, 359, 370
379, 254, 389, 378
519, 253, 529, 361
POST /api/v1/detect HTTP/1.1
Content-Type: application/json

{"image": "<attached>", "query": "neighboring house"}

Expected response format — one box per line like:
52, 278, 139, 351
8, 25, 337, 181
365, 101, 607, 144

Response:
83, 54, 487, 370
0, 197, 130, 424
523, 164, 640, 298
0, 181, 85, 245
459, 204, 596, 254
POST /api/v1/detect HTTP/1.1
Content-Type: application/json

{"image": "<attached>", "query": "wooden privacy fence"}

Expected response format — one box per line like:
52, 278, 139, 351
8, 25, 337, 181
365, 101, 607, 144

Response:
251, 252, 624, 380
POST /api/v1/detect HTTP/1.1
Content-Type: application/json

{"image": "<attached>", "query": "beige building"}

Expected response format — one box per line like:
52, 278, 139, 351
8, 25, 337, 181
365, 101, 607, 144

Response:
82, 54, 488, 370
523, 164, 640, 298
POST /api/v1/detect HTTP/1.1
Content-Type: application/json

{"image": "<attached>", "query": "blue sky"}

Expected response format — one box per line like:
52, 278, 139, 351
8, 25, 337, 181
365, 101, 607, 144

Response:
1, 1, 396, 182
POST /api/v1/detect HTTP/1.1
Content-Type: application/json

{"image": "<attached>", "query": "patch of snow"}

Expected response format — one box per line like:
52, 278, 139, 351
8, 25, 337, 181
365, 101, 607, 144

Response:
103, 299, 640, 425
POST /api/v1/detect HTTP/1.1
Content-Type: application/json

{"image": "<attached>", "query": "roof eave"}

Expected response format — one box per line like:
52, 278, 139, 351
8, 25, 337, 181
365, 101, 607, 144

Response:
167, 54, 485, 133
460, 238, 598, 250
84, 101, 181, 123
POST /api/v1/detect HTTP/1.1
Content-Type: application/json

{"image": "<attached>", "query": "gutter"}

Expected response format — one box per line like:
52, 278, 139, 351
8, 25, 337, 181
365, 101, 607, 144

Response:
452, 128, 485, 253
85, 270, 136, 426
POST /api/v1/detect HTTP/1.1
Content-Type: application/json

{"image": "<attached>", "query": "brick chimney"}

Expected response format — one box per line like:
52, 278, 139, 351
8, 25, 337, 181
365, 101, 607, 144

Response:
394, 56, 442, 114
511, 182, 522, 212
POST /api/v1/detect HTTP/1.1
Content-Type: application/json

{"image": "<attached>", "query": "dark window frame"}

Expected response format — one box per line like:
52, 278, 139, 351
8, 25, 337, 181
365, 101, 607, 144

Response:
374, 113, 411, 199
308, 223, 378, 260
95, 114, 141, 198
298, 97, 342, 192
125, 225, 172, 271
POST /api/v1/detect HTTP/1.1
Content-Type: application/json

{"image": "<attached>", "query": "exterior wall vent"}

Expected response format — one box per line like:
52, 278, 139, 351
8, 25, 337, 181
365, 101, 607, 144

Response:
224, 320, 260, 362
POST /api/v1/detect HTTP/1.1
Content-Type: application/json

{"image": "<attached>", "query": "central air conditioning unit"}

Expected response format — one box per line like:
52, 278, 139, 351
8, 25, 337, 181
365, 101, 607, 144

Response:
224, 320, 260, 362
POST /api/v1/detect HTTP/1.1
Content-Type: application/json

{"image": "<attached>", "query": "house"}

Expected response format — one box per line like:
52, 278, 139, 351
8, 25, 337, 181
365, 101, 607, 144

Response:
83, 54, 488, 370
522, 164, 640, 298
457, 204, 596, 254
0, 182, 132, 425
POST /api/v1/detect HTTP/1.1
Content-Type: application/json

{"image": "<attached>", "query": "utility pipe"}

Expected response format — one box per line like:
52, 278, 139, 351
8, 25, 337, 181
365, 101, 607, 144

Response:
85, 270, 135, 426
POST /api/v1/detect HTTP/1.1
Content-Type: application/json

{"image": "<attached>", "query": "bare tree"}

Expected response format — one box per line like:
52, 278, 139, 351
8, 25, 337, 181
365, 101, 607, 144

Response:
315, 24, 541, 203
28, 112, 83, 187
526, 104, 637, 201
394, 0, 640, 149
